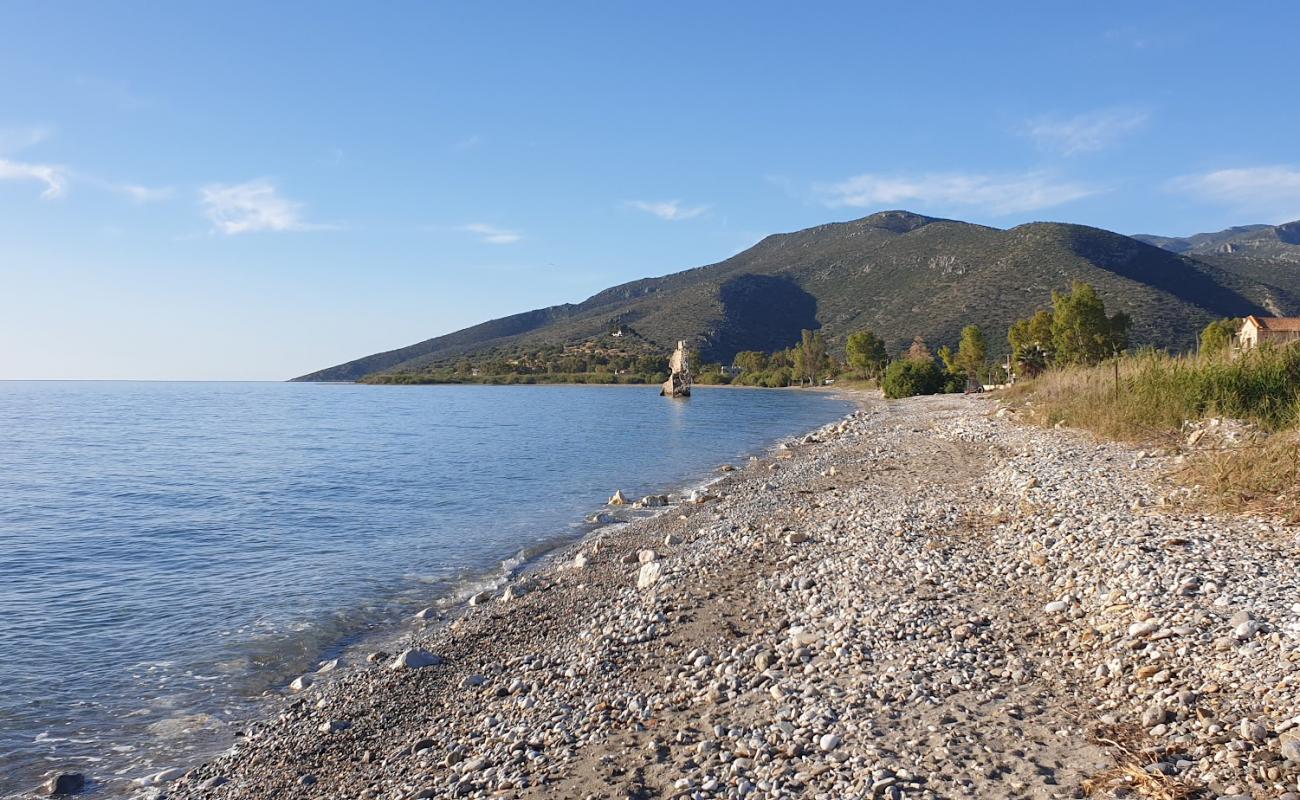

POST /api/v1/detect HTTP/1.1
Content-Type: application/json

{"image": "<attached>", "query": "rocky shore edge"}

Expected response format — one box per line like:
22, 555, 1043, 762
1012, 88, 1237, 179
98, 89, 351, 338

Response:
42, 393, 1300, 800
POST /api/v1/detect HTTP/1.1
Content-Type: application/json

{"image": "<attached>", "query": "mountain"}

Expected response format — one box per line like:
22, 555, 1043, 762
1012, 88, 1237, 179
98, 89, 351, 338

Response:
295, 211, 1300, 381
1134, 220, 1300, 262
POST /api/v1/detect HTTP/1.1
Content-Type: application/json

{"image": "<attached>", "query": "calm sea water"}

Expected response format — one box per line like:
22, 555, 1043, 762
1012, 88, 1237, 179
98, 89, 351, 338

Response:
0, 381, 850, 795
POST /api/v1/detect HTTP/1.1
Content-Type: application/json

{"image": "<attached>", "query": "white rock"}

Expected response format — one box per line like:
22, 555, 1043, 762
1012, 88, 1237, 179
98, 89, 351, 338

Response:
1128, 620, 1158, 638
389, 648, 442, 670
818, 733, 841, 751
318, 719, 351, 734
1043, 600, 1069, 614
288, 675, 312, 692
573, 553, 590, 569
637, 561, 663, 589
608, 489, 628, 505
638, 549, 657, 564
467, 590, 492, 606
140, 767, 187, 785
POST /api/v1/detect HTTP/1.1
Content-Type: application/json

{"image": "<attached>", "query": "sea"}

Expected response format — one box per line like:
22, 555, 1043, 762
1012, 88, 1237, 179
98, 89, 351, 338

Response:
0, 381, 851, 795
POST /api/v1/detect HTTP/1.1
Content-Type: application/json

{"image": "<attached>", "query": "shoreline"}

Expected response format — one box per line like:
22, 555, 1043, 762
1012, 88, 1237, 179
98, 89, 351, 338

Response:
105, 393, 1300, 799
24, 388, 854, 799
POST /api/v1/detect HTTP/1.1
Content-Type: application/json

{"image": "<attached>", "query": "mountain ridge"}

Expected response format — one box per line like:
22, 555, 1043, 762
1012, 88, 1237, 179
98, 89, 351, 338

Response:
295, 211, 1300, 382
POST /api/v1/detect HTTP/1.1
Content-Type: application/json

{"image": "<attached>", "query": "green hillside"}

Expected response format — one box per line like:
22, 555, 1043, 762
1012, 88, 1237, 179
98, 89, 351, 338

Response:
294, 211, 1300, 382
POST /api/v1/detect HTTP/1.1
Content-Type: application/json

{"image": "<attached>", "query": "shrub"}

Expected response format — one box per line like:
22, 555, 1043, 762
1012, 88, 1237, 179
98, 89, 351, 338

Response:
882, 359, 946, 398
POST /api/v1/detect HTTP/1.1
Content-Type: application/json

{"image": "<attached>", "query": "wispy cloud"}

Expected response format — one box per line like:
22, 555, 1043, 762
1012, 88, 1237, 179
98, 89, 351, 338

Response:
200, 179, 325, 235
0, 158, 68, 198
0, 125, 65, 198
458, 223, 521, 244
1024, 108, 1149, 155
1168, 165, 1300, 223
625, 199, 709, 221
0, 125, 54, 153
814, 171, 1099, 215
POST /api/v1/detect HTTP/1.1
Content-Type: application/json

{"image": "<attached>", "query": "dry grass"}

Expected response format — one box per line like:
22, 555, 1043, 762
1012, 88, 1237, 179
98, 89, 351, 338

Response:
1082, 724, 1198, 800
1002, 346, 1300, 442
1174, 431, 1300, 521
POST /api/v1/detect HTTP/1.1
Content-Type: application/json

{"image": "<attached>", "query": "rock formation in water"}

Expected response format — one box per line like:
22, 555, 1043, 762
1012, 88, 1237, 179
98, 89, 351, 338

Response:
660, 340, 692, 398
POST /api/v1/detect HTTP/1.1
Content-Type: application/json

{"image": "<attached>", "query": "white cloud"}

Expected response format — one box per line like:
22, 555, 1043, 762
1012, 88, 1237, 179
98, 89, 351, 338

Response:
1025, 108, 1149, 155
814, 171, 1098, 215
625, 199, 709, 221
1168, 165, 1300, 223
199, 179, 322, 235
458, 223, 521, 244
0, 157, 67, 198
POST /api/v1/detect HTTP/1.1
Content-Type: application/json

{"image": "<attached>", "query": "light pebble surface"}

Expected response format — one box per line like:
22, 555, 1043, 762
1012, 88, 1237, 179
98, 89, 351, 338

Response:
159, 393, 1300, 800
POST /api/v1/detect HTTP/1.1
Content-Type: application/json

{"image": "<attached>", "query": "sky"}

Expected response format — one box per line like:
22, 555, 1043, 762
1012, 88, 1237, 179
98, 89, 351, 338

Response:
2, 2, 1298, 380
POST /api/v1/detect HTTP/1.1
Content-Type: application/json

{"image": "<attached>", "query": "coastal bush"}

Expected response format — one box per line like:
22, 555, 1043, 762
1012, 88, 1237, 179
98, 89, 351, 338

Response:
882, 359, 945, 398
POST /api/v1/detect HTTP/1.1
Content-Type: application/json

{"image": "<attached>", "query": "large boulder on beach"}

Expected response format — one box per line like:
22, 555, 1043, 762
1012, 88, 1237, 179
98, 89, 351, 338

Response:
42, 773, 85, 796
608, 489, 629, 505
637, 560, 663, 589
390, 648, 442, 670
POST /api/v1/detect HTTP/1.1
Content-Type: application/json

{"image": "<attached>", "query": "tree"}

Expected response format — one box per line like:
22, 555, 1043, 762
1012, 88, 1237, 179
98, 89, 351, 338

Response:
732, 350, 768, 374
1200, 318, 1238, 355
796, 329, 827, 385
882, 359, 945, 398
845, 330, 888, 378
937, 345, 956, 373
1008, 309, 1054, 377
905, 336, 933, 362
955, 325, 987, 378
1050, 281, 1128, 365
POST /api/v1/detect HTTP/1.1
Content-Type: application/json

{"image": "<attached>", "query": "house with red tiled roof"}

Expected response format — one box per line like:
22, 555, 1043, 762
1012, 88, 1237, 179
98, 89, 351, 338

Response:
1238, 315, 1300, 350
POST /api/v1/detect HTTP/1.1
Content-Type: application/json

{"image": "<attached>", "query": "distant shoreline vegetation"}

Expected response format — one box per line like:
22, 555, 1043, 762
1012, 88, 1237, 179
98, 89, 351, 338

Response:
361, 371, 670, 386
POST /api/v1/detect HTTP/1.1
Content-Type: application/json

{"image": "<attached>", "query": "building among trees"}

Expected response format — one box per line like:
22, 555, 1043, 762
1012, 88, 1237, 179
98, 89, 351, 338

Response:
1237, 315, 1300, 350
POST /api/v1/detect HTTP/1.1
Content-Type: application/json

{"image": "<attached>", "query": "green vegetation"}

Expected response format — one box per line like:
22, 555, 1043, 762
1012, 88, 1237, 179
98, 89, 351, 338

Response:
1008, 281, 1130, 375
793, 330, 828, 386
1199, 318, 1238, 355
844, 330, 887, 379
882, 358, 945, 399
359, 334, 673, 386
1005, 345, 1300, 438
729, 331, 827, 388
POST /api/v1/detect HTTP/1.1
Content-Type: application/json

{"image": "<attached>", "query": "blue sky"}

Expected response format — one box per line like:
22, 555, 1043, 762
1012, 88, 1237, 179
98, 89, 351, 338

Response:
2, 2, 1298, 379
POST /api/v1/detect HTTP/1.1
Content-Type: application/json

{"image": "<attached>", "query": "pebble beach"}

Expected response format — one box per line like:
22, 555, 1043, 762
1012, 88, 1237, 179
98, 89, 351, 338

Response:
121, 393, 1300, 800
